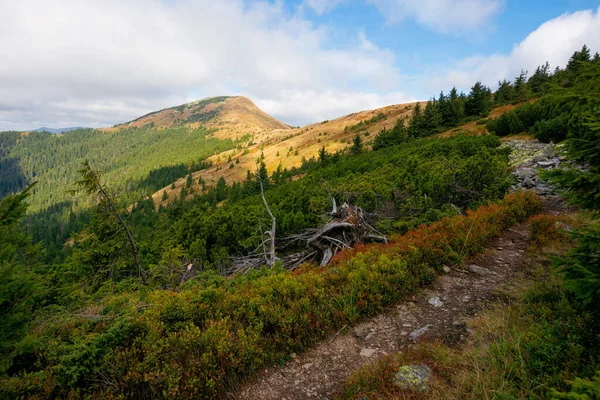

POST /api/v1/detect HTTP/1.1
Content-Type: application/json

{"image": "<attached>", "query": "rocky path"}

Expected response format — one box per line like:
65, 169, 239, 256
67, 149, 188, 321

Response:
233, 222, 533, 400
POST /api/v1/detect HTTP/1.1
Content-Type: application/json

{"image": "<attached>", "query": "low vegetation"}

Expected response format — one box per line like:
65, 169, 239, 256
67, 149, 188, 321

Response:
0, 191, 540, 398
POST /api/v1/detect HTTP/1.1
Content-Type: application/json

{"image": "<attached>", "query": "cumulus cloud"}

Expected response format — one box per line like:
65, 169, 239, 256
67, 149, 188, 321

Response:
0, 0, 406, 130
367, 0, 503, 33
427, 7, 600, 92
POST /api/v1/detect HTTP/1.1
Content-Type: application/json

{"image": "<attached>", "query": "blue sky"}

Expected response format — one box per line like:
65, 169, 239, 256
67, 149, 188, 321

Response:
0, 0, 599, 130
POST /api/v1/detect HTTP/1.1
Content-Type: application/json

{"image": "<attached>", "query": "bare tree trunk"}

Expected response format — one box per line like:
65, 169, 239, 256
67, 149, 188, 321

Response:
87, 163, 146, 284
259, 179, 276, 266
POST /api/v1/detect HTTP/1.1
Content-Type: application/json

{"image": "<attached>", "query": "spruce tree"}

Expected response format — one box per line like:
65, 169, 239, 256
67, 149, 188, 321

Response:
465, 82, 493, 117
350, 133, 363, 155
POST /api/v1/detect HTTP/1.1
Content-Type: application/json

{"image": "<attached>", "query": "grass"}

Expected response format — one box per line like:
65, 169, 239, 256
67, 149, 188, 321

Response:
339, 212, 600, 399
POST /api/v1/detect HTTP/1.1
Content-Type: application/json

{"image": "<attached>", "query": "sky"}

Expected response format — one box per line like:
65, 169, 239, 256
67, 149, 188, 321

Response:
0, 0, 599, 130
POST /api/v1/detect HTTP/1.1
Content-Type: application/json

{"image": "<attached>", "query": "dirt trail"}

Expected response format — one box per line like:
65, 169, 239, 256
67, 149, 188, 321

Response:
232, 200, 567, 400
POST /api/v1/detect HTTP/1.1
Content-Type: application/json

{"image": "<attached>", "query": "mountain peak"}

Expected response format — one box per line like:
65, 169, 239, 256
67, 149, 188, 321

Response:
116, 96, 289, 135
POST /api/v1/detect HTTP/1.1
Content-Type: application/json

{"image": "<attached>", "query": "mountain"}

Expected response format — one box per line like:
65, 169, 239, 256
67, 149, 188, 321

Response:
151, 101, 418, 207
0, 96, 292, 212
114, 96, 290, 139
32, 126, 87, 134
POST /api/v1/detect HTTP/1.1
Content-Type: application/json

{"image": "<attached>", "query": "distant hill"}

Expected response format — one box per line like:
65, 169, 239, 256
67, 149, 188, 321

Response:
113, 96, 291, 140
32, 126, 87, 134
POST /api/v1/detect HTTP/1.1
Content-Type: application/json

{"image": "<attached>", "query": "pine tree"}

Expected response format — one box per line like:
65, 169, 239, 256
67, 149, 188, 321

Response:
567, 44, 592, 73
408, 102, 424, 137
494, 80, 515, 105
72, 160, 146, 283
161, 190, 168, 201
528, 62, 551, 94
513, 70, 531, 103
186, 173, 193, 188
545, 116, 600, 307
465, 82, 493, 117
350, 133, 363, 155
318, 146, 328, 166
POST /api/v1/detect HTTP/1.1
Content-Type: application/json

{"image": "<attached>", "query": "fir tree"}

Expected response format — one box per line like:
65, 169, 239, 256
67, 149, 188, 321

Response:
350, 133, 363, 155
465, 82, 493, 117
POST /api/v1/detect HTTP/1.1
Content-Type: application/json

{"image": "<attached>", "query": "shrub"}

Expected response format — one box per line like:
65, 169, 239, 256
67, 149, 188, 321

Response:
1, 192, 541, 399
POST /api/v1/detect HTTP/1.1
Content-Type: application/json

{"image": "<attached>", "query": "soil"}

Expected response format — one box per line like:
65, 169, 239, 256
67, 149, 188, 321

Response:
232, 195, 567, 400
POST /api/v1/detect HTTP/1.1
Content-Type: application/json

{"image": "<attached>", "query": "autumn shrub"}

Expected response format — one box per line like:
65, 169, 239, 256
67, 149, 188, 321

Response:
0, 191, 541, 399
528, 214, 570, 248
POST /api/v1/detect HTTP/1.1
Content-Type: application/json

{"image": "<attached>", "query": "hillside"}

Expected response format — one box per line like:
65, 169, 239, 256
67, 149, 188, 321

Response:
0, 96, 293, 212
151, 101, 418, 207
113, 96, 291, 139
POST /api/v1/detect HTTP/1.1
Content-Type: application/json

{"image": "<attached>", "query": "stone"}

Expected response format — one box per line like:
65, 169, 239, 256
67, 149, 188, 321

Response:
302, 363, 313, 370
442, 265, 451, 273
454, 282, 467, 290
394, 365, 432, 392
427, 296, 444, 308
536, 160, 555, 168
409, 325, 433, 341
452, 320, 466, 328
360, 348, 377, 358
522, 176, 536, 188
469, 264, 491, 275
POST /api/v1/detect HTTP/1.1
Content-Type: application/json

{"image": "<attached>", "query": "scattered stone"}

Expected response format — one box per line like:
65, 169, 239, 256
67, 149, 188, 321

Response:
452, 320, 466, 328
302, 363, 313, 370
454, 282, 467, 290
427, 296, 444, 308
469, 264, 491, 275
442, 265, 451, 273
394, 365, 432, 392
409, 325, 433, 341
360, 348, 377, 358
364, 332, 376, 341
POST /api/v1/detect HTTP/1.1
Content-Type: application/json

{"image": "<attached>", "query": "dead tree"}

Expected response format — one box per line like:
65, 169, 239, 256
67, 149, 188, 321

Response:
73, 160, 147, 284
259, 178, 277, 266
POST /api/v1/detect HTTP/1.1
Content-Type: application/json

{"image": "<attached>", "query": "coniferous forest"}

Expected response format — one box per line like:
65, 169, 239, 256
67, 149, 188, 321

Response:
1, 46, 600, 398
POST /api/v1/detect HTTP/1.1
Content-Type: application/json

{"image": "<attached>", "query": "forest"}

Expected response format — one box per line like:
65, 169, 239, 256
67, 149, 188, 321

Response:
1, 45, 599, 398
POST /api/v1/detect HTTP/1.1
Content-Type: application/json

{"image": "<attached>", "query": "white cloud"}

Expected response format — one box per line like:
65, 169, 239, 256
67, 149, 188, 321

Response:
426, 7, 600, 92
367, 0, 502, 33
254, 89, 414, 126
0, 0, 405, 130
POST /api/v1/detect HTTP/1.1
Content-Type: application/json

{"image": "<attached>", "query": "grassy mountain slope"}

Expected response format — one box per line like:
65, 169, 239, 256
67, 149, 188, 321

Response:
151, 102, 419, 207
0, 97, 292, 212
113, 96, 290, 139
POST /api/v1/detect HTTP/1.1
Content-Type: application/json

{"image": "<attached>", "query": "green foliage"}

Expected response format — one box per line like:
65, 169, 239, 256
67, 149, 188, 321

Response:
0, 184, 45, 375
553, 372, 600, 399
487, 45, 600, 141
0, 125, 238, 212
0, 192, 540, 398
544, 117, 600, 309
464, 82, 493, 117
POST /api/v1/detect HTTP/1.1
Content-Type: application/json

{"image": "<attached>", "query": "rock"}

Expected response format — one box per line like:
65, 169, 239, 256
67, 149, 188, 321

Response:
394, 365, 432, 392
409, 325, 433, 341
522, 176, 536, 189
469, 264, 491, 275
452, 320, 466, 328
442, 265, 451, 273
360, 348, 377, 358
454, 282, 467, 290
427, 296, 444, 308
515, 167, 536, 179
302, 363, 313, 370
536, 160, 555, 168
